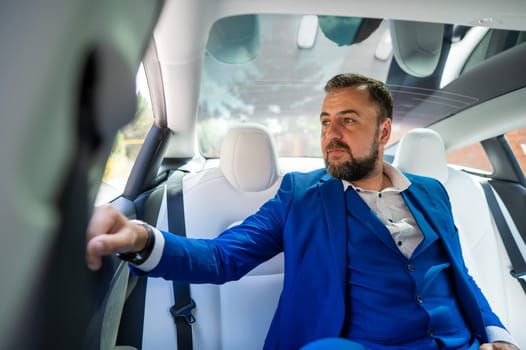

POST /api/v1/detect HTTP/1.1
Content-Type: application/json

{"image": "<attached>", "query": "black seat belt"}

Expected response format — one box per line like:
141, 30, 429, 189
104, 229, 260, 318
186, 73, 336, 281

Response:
481, 181, 526, 293
165, 170, 196, 349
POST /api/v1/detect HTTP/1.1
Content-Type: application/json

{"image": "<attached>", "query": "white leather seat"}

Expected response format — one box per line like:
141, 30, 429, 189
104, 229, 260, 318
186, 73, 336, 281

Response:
182, 124, 284, 350
142, 124, 283, 350
393, 128, 525, 345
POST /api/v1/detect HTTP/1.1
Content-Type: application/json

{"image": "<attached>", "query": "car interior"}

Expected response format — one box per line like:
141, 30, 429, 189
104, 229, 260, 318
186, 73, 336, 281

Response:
1, 1, 525, 349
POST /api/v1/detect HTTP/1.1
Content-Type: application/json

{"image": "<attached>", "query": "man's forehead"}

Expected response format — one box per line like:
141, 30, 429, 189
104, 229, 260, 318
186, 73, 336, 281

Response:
323, 86, 371, 106
321, 86, 380, 118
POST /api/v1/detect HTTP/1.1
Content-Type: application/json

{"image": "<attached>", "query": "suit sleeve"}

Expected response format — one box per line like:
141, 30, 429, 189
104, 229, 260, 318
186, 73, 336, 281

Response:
139, 173, 295, 284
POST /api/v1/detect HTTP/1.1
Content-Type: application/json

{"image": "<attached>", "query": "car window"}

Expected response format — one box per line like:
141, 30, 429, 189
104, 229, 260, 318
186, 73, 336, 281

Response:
446, 142, 493, 173
506, 127, 526, 176
95, 65, 153, 204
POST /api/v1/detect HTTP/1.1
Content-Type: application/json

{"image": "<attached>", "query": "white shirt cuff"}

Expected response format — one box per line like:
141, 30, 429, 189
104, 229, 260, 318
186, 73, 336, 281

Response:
486, 325, 519, 347
133, 225, 165, 272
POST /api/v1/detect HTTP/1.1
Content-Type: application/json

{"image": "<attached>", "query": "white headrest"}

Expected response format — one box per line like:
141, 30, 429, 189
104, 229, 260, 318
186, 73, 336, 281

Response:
220, 124, 279, 192
392, 128, 449, 184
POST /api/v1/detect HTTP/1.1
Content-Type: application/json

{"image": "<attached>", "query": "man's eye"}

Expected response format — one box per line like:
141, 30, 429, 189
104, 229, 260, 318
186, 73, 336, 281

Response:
321, 120, 330, 127
343, 118, 354, 124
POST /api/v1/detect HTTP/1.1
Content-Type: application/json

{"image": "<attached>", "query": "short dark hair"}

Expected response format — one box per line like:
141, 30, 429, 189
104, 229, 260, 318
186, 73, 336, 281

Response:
324, 73, 393, 121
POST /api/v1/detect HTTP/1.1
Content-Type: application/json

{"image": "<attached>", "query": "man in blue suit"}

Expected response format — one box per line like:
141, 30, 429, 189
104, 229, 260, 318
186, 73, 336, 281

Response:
87, 74, 519, 349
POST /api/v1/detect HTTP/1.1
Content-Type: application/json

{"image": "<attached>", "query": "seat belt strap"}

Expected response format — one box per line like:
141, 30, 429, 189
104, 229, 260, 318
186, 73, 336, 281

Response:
165, 170, 196, 349
481, 181, 526, 293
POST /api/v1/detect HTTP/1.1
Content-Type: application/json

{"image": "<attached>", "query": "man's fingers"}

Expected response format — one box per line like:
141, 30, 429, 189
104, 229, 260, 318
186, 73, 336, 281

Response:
87, 205, 127, 241
86, 205, 137, 271
86, 229, 137, 271
86, 237, 106, 271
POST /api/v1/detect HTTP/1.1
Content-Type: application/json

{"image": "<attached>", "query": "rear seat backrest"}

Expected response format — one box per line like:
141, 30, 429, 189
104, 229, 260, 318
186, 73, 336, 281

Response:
392, 128, 511, 326
182, 124, 284, 350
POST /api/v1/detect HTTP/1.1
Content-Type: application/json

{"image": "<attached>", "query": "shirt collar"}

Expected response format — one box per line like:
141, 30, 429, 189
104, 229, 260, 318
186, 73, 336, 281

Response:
342, 161, 411, 193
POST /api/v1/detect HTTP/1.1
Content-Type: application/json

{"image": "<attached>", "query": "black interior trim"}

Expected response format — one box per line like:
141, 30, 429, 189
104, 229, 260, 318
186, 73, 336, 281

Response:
482, 136, 526, 184
481, 181, 526, 293
488, 179, 526, 248
123, 124, 171, 199
417, 41, 526, 128
444, 42, 526, 104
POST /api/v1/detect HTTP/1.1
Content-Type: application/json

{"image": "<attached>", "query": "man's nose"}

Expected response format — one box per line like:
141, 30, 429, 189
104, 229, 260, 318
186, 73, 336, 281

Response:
326, 121, 343, 139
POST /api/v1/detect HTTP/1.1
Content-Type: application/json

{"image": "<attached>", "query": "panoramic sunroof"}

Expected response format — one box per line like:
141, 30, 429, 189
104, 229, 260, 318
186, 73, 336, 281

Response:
197, 14, 524, 158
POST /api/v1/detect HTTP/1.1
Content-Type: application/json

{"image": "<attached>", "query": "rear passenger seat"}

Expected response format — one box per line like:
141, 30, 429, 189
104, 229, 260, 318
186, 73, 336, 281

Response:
142, 124, 283, 350
393, 128, 525, 346
142, 126, 524, 349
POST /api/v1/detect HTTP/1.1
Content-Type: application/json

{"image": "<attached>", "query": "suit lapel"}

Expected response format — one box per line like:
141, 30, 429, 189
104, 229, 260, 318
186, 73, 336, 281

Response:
318, 174, 348, 288
402, 182, 443, 257
317, 173, 452, 263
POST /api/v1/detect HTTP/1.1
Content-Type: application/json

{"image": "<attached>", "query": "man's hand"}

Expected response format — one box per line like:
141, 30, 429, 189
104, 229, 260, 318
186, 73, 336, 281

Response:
86, 205, 149, 271
480, 342, 520, 350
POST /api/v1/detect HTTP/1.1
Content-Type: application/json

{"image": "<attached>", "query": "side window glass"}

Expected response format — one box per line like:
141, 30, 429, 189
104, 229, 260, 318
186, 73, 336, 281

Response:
505, 127, 526, 176
95, 65, 153, 204
446, 142, 493, 173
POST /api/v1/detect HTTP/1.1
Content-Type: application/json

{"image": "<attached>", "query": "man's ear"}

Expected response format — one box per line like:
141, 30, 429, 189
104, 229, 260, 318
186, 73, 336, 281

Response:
379, 118, 391, 144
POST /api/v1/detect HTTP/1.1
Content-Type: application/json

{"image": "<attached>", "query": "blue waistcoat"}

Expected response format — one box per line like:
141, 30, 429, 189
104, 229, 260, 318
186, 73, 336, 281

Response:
343, 188, 476, 349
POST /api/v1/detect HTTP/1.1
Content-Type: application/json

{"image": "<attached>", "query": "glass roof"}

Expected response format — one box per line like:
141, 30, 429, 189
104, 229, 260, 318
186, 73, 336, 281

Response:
197, 14, 524, 158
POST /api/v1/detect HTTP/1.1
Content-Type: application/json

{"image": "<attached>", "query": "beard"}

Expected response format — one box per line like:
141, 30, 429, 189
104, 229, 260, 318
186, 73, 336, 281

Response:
324, 129, 380, 182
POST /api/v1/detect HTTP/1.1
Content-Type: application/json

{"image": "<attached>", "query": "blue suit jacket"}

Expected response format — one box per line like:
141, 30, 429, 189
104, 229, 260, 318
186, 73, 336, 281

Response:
148, 169, 504, 349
